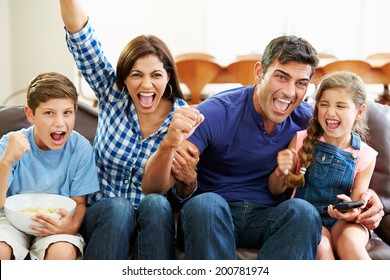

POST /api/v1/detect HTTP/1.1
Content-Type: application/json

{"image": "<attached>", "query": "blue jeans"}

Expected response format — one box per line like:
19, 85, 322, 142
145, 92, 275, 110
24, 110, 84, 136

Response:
136, 194, 175, 259
178, 192, 236, 259
229, 198, 321, 259
178, 193, 321, 259
81, 195, 175, 259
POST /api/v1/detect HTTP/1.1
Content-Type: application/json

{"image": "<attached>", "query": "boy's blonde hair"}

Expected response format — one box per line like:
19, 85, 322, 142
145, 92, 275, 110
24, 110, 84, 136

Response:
27, 72, 78, 114
286, 71, 368, 188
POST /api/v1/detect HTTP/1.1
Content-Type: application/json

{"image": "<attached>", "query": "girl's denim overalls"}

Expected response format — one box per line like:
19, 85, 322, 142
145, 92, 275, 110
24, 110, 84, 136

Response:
294, 133, 361, 231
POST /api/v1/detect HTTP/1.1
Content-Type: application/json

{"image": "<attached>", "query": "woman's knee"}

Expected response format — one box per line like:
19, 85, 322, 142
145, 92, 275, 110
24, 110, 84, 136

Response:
138, 194, 174, 228
106, 196, 133, 213
91, 197, 135, 224
139, 194, 171, 214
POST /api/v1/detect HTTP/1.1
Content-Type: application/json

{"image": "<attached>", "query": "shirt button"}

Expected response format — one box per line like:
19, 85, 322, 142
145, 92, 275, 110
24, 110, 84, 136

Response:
124, 180, 129, 184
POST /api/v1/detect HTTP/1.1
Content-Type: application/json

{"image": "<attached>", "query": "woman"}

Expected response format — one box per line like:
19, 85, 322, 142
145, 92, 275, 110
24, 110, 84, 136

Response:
59, 0, 195, 259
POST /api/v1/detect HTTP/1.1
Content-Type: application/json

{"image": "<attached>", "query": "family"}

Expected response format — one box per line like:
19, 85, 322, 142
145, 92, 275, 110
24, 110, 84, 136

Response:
0, 0, 384, 260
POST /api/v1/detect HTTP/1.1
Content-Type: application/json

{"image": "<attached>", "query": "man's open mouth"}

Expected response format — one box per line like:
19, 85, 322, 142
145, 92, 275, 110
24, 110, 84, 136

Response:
273, 97, 291, 112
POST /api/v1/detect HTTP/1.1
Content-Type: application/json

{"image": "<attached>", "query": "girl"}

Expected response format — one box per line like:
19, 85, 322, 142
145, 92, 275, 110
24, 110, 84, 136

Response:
269, 71, 378, 259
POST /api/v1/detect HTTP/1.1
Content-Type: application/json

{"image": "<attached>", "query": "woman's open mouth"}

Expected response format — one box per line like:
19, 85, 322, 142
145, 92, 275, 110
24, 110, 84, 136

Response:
138, 92, 156, 109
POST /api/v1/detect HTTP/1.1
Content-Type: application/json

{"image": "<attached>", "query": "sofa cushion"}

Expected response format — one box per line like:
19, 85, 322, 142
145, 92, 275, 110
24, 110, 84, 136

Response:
73, 102, 98, 145
0, 105, 31, 137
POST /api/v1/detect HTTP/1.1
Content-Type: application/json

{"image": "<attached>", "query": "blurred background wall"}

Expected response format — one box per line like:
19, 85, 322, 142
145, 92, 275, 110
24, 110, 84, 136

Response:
1, 0, 390, 105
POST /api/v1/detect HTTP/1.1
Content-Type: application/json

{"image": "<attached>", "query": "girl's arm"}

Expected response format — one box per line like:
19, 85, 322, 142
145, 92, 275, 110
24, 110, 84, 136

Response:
268, 135, 298, 195
328, 159, 376, 222
350, 159, 376, 202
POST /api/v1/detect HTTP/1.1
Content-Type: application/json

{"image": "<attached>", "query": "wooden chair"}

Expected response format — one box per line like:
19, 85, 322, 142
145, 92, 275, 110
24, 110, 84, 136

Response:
365, 53, 390, 67
310, 53, 338, 85
223, 54, 262, 86
377, 62, 390, 105
318, 53, 338, 59
175, 53, 222, 104
321, 60, 372, 79
365, 54, 390, 105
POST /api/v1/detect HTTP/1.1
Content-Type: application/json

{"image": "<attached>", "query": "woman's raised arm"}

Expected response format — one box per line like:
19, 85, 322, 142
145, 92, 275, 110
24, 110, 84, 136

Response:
59, 0, 88, 34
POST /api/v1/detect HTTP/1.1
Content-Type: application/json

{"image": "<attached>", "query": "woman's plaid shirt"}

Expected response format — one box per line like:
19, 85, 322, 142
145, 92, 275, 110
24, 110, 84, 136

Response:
65, 21, 187, 207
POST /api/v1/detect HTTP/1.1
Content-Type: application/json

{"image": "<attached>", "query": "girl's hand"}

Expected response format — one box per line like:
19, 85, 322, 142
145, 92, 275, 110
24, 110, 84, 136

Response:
276, 148, 296, 176
327, 194, 361, 222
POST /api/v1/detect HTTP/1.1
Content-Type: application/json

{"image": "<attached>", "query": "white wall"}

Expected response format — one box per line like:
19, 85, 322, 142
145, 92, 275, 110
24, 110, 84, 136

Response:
3, 0, 75, 105
0, 0, 11, 103
2, 0, 390, 105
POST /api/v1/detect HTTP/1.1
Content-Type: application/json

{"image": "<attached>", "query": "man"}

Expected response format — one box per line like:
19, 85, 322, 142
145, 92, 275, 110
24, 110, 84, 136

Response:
142, 36, 384, 259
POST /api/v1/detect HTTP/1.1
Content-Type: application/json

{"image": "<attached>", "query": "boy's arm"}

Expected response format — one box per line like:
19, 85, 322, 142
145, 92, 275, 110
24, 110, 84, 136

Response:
0, 133, 30, 208
59, 0, 88, 34
0, 158, 12, 208
67, 195, 87, 234
32, 195, 87, 236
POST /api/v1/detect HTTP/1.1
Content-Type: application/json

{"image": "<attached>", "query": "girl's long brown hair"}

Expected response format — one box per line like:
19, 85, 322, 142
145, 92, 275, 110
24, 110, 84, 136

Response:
286, 71, 368, 188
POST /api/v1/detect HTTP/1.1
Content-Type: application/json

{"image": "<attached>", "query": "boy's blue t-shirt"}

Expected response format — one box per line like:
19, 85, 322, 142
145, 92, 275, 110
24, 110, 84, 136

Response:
188, 85, 313, 206
0, 126, 99, 198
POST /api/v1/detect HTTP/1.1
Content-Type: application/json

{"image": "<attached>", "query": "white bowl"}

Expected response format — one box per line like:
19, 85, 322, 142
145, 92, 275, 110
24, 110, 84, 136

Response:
4, 193, 76, 235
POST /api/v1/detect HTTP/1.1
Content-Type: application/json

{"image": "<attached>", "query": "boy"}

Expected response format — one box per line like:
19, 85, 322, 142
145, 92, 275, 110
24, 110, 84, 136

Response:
0, 72, 99, 260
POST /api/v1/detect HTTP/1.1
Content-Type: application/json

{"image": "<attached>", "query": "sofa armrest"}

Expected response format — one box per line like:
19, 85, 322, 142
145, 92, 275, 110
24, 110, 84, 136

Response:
366, 101, 390, 214
376, 214, 390, 245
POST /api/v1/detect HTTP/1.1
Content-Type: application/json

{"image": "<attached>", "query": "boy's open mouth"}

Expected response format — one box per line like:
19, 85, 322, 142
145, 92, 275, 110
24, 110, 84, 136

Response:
50, 132, 65, 142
